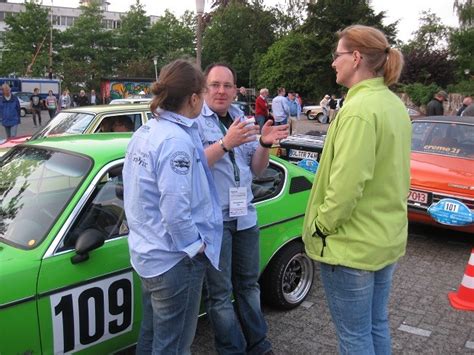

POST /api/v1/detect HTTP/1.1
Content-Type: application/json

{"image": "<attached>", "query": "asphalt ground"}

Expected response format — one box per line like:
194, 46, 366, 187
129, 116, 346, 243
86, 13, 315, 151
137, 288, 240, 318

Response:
5, 113, 474, 354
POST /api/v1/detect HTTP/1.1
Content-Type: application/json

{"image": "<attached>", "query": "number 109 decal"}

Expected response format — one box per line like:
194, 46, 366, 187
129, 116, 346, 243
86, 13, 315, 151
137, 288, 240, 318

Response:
50, 272, 134, 354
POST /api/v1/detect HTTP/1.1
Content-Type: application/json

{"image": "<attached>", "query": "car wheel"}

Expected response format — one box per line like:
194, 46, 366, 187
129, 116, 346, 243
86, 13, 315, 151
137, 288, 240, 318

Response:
20, 108, 26, 117
261, 240, 314, 309
306, 111, 316, 120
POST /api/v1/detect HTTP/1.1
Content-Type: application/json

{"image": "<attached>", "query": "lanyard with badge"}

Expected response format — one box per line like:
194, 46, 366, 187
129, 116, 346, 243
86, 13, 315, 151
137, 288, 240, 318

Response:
218, 119, 248, 217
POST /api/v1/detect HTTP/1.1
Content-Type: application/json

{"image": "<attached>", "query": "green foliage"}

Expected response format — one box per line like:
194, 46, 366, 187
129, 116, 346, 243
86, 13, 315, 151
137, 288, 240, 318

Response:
447, 80, 474, 96
449, 28, 474, 81
454, 0, 473, 28
0, 1, 52, 77
147, 10, 195, 72
401, 82, 440, 106
403, 11, 451, 52
256, 32, 327, 100
202, 1, 277, 87
57, 1, 114, 91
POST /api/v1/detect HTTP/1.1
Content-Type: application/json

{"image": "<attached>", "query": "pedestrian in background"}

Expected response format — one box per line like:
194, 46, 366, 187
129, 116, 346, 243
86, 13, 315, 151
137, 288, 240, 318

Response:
328, 94, 338, 123
76, 89, 89, 106
123, 59, 223, 354
303, 24, 411, 354
59, 89, 72, 111
0, 83, 21, 139
426, 90, 447, 116
45, 90, 58, 120
457, 96, 472, 116
197, 62, 288, 355
287, 91, 301, 135
255, 87, 269, 131
319, 94, 330, 123
30, 88, 43, 126
272, 87, 290, 125
89, 89, 98, 105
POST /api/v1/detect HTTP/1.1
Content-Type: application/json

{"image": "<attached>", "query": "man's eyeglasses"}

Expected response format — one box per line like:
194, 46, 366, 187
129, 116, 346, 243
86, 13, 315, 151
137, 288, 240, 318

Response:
332, 51, 353, 60
208, 83, 235, 91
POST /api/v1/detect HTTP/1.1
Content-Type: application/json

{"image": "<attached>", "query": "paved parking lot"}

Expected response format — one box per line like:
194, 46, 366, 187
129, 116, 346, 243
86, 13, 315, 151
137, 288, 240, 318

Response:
192, 225, 474, 354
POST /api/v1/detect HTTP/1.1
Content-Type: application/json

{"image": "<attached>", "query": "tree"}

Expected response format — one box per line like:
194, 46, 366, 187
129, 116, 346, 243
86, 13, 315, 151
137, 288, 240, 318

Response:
0, 1, 53, 77
114, 0, 152, 77
256, 32, 325, 99
57, 0, 114, 91
260, 0, 398, 101
400, 50, 455, 87
147, 10, 195, 71
403, 11, 451, 52
454, 0, 473, 28
202, 1, 277, 87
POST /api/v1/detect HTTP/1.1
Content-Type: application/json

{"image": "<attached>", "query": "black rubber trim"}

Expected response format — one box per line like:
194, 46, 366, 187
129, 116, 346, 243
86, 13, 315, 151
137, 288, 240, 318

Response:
260, 214, 305, 230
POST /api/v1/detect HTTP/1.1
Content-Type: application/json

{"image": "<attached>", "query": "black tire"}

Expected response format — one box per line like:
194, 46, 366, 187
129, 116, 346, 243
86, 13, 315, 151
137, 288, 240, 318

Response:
306, 111, 315, 120
20, 108, 26, 117
260, 240, 314, 310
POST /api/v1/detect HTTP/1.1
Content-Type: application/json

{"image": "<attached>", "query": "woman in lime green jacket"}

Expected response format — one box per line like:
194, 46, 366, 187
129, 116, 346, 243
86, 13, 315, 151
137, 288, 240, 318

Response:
303, 25, 411, 354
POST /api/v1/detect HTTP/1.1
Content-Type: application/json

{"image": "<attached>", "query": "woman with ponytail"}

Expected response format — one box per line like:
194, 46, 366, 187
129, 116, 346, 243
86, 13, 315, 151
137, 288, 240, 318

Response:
303, 25, 411, 354
123, 59, 223, 354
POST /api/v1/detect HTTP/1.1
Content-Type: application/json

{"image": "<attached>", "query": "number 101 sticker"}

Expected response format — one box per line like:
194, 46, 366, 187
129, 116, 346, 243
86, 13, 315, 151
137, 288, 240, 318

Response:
50, 272, 134, 354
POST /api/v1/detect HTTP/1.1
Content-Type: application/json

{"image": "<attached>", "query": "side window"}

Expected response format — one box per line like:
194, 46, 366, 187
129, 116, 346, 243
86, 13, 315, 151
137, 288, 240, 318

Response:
58, 164, 128, 252
96, 113, 143, 133
252, 163, 284, 203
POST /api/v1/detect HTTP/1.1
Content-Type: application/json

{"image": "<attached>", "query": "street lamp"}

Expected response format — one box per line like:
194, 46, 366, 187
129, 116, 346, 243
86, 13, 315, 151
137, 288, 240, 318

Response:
153, 56, 158, 81
195, 0, 205, 68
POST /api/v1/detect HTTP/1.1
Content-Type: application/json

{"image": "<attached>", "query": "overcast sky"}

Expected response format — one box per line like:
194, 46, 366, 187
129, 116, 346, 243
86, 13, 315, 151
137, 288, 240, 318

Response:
13, 0, 460, 43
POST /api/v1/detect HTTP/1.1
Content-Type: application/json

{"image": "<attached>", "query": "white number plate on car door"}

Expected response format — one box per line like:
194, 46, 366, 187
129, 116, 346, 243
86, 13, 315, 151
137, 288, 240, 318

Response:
289, 149, 319, 160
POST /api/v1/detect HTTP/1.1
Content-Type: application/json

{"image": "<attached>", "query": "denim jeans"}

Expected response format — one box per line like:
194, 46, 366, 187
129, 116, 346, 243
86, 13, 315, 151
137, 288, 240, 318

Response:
320, 263, 396, 355
204, 222, 271, 355
274, 118, 287, 125
255, 115, 266, 132
4, 125, 17, 138
136, 253, 209, 355
32, 108, 42, 126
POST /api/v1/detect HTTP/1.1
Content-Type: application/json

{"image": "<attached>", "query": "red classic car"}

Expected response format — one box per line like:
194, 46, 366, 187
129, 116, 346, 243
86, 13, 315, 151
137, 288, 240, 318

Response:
409, 116, 474, 233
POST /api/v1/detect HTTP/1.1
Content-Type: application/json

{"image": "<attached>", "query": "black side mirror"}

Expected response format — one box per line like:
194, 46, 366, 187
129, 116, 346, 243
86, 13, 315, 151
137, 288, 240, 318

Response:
71, 228, 105, 264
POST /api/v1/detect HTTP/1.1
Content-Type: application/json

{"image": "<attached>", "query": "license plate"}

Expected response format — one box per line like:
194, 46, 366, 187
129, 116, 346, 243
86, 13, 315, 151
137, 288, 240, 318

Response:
408, 190, 429, 205
289, 149, 319, 160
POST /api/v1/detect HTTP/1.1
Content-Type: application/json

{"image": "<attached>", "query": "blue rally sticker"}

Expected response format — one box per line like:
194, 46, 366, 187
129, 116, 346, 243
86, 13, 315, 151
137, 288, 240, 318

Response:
428, 198, 473, 226
297, 158, 319, 174
170, 151, 191, 175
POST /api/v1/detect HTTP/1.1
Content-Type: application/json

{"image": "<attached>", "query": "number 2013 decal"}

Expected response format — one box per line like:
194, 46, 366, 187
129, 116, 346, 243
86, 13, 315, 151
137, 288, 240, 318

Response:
50, 272, 134, 354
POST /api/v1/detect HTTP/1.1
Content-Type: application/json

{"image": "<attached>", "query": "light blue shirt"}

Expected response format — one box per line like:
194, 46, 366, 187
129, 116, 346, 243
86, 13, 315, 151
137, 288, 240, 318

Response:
197, 102, 259, 231
271, 95, 289, 122
287, 98, 301, 117
123, 110, 223, 278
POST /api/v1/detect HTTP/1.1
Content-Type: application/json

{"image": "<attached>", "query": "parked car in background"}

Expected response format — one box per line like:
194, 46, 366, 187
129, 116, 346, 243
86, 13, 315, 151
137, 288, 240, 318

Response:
109, 97, 152, 105
407, 106, 424, 120
0, 134, 315, 354
302, 104, 324, 121
18, 97, 31, 117
409, 116, 473, 233
0, 103, 152, 156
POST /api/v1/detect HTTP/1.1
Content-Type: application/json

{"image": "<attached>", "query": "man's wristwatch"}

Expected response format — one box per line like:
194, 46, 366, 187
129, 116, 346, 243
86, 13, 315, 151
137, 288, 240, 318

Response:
219, 138, 229, 153
259, 136, 273, 148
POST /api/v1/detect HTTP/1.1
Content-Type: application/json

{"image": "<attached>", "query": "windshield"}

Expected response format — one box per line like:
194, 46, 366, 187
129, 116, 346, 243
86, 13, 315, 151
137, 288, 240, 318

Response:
412, 121, 474, 159
0, 146, 92, 249
30, 112, 95, 140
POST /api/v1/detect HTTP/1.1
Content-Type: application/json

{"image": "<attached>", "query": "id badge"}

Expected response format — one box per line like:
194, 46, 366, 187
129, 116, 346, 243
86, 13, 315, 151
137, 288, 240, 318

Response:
229, 187, 248, 217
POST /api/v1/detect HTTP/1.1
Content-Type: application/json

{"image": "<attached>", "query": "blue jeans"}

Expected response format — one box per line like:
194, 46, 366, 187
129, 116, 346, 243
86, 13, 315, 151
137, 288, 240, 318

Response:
320, 263, 396, 355
275, 118, 287, 125
204, 222, 271, 355
255, 115, 266, 131
4, 125, 18, 138
136, 253, 209, 355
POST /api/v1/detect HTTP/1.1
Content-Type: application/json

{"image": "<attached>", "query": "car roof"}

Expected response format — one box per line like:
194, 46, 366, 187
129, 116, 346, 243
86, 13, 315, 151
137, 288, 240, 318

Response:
24, 134, 131, 165
415, 115, 474, 125
60, 103, 151, 114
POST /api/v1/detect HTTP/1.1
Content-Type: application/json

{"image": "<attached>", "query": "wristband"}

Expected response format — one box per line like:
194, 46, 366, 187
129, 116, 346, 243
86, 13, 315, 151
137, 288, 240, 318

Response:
259, 136, 273, 148
219, 138, 229, 153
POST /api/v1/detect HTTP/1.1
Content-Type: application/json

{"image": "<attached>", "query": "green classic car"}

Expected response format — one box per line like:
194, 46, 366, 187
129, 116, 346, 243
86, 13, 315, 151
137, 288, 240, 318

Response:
0, 134, 315, 354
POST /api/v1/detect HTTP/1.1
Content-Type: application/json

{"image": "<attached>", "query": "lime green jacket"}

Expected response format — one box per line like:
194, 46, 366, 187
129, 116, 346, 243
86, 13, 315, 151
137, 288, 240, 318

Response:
302, 77, 412, 271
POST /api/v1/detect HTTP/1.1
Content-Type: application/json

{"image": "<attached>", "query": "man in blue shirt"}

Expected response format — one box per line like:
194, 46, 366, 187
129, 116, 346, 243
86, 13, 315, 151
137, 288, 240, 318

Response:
287, 91, 301, 135
197, 63, 289, 355
271, 87, 290, 125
